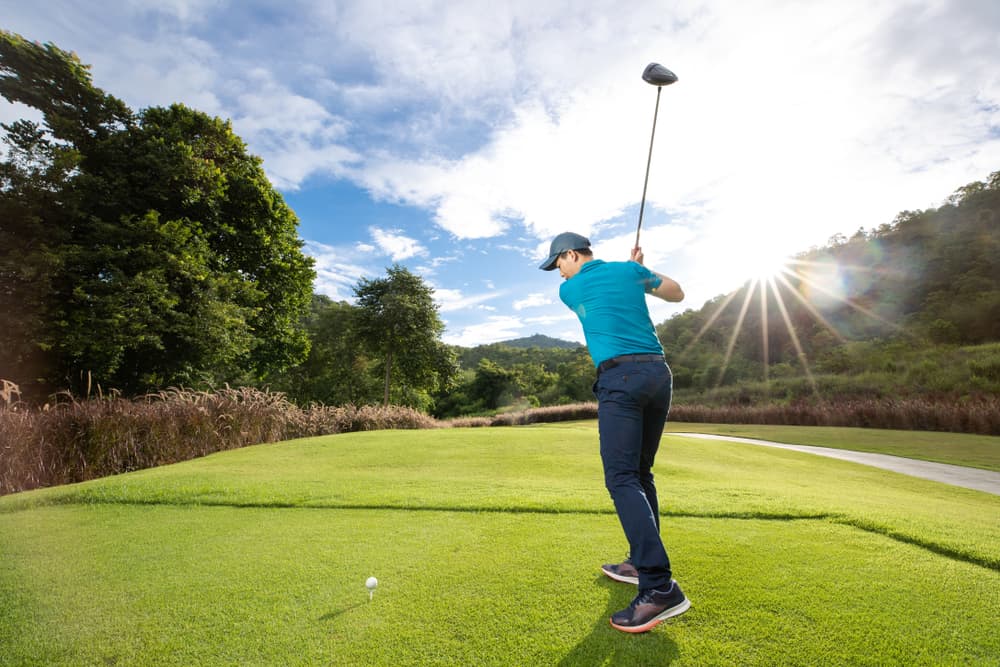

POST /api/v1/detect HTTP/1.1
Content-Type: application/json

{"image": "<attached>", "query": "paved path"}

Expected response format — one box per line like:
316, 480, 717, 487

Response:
673, 432, 1000, 496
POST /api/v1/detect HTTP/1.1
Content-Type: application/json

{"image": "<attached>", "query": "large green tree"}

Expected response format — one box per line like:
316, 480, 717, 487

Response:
353, 265, 454, 407
0, 32, 314, 397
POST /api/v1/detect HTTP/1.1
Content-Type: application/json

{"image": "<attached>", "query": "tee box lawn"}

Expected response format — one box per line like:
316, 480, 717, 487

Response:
1, 423, 998, 665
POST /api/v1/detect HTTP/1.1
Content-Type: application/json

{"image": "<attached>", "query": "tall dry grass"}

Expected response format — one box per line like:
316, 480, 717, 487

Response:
668, 396, 1000, 434
3, 381, 996, 497
446, 403, 599, 427
447, 396, 1000, 435
0, 382, 438, 496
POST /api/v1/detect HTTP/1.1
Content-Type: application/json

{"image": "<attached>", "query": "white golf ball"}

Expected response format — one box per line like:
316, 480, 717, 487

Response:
366, 576, 378, 590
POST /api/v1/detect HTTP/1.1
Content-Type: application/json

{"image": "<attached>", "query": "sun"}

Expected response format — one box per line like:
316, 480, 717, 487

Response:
731, 240, 792, 284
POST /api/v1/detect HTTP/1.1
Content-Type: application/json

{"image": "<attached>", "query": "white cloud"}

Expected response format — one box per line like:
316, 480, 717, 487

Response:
554, 328, 587, 345
443, 315, 525, 347
229, 70, 361, 190
513, 293, 553, 310
125, 0, 225, 23
524, 313, 576, 325
92, 32, 225, 115
414, 254, 462, 277
433, 288, 505, 313
370, 228, 427, 261
322, 0, 521, 112
304, 240, 373, 302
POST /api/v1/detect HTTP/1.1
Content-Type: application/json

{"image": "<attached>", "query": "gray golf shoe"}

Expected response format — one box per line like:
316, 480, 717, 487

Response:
601, 557, 639, 585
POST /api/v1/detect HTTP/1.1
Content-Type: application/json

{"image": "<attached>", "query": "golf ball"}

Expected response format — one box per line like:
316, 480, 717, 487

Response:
366, 576, 378, 590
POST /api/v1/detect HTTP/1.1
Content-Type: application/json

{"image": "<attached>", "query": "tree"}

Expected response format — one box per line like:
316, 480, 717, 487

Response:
0, 32, 314, 396
353, 265, 452, 406
277, 295, 381, 406
0, 33, 132, 395
469, 358, 521, 410
550, 348, 598, 403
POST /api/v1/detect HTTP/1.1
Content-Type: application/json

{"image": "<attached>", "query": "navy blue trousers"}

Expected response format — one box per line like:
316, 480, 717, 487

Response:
593, 358, 673, 591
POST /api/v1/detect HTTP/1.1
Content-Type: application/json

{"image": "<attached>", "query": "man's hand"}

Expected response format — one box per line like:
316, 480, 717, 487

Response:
631, 246, 644, 265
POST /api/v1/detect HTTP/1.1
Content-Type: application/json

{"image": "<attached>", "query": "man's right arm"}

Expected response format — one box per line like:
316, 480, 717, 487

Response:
650, 273, 684, 302
631, 247, 684, 303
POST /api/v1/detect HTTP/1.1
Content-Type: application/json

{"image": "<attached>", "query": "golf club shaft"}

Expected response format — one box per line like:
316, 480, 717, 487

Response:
635, 85, 662, 250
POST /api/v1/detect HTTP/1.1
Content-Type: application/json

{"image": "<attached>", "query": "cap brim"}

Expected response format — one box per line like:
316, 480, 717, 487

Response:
539, 254, 559, 271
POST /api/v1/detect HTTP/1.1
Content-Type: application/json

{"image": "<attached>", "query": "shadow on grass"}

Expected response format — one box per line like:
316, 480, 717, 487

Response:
558, 577, 681, 666
319, 601, 365, 621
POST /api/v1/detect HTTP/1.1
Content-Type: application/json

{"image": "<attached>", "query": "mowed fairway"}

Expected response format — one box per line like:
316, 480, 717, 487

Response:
2, 423, 998, 666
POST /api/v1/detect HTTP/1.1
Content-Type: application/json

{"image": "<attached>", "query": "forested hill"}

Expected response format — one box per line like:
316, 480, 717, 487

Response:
454, 337, 583, 370
501, 334, 581, 350
656, 171, 1000, 393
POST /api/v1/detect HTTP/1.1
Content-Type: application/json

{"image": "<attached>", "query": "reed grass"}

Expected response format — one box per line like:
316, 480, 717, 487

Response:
669, 395, 1000, 434
446, 396, 999, 435
0, 382, 437, 496
3, 379, 996, 497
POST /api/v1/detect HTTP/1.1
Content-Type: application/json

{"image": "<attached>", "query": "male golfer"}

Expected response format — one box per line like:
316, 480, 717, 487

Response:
540, 231, 688, 633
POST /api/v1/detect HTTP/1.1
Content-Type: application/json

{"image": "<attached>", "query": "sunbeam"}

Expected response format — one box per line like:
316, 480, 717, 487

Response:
759, 277, 770, 391
678, 289, 742, 360
714, 277, 758, 391
767, 276, 819, 396
774, 270, 847, 344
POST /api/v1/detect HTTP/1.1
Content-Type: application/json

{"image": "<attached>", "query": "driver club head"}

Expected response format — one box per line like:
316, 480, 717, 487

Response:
642, 63, 678, 86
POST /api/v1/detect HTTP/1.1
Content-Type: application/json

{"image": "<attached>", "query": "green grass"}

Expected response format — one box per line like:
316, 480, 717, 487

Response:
665, 422, 1000, 471
2, 423, 999, 665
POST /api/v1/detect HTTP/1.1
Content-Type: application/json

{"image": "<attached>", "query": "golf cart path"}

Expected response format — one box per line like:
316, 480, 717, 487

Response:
673, 433, 1000, 496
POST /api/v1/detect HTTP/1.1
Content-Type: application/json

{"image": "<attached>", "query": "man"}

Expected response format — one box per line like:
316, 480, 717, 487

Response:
539, 231, 688, 634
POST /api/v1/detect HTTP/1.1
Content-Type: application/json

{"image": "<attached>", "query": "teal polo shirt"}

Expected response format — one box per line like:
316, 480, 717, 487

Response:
559, 259, 664, 367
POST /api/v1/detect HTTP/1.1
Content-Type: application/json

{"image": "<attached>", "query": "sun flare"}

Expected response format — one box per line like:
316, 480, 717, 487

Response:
739, 243, 792, 282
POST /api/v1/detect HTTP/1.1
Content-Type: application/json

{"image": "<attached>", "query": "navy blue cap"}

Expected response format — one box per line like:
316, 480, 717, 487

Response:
539, 232, 591, 271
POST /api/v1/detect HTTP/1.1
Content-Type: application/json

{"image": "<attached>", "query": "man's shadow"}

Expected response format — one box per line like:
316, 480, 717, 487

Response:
557, 577, 681, 666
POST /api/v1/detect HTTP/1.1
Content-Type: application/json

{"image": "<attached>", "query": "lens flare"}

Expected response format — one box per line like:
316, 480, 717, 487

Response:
796, 260, 846, 308
672, 245, 916, 400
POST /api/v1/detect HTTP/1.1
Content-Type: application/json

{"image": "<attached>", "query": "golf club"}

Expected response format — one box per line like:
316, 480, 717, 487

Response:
635, 63, 678, 250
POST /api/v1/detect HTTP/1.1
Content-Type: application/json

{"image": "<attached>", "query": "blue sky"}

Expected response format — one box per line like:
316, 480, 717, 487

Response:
3, 0, 999, 347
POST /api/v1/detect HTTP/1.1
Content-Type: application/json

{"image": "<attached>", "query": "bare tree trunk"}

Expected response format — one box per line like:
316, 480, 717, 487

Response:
383, 349, 392, 406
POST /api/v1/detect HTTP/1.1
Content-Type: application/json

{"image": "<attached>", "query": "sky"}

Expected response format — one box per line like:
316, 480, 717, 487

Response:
2, 0, 999, 347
